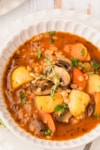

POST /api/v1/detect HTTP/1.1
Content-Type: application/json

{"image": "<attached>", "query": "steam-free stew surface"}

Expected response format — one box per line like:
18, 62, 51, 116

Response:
3, 32, 100, 140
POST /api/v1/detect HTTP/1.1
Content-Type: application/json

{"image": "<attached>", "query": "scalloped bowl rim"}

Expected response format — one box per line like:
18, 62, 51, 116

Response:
0, 19, 100, 149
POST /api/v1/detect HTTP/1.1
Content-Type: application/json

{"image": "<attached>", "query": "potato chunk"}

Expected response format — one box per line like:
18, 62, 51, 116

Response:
36, 93, 63, 113
11, 66, 33, 89
87, 74, 100, 94
68, 90, 90, 117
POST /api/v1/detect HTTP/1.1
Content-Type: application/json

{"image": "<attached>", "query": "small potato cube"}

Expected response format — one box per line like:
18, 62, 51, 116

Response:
36, 93, 63, 113
87, 74, 100, 94
68, 90, 90, 117
11, 66, 33, 89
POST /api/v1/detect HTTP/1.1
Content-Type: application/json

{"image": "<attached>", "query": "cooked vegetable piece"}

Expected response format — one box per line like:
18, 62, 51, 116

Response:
83, 62, 92, 72
11, 66, 33, 89
63, 43, 90, 61
52, 65, 71, 87
87, 74, 100, 94
93, 92, 100, 115
72, 68, 86, 90
36, 93, 63, 113
68, 90, 90, 117
39, 111, 55, 134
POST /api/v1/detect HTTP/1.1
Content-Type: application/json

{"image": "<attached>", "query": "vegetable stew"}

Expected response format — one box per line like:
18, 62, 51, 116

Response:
2, 31, 100, 141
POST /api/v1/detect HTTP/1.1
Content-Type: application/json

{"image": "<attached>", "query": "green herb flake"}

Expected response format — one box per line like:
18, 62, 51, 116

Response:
46, 64, 54, 74
53, 73, 59, 79
53, 73, 60, 84
49, 31, 55, 35
20, 92, 27, 105
92, 61, 100, 70
64, 104, 69, 109
54, 104, 69, 114
81, 48, 85, 56
39, 74, 46, 79
44, 57, 50, 64
96, 71, 99, 75
70, 58, 80, 67
37, 51, 42, 58
50, 84, 57, 98
79, 62, 85, 68
44, 129, 52, 136
50, 38, 55, 44
93, 114, 100, 118
20, 92, 26, 99
54, 105, 65, 114
89, 71, 94, 75
21, 99, 27, 105
50, 73, 60, 98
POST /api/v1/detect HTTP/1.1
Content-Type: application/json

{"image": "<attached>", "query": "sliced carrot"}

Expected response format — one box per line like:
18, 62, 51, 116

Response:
63, 43, 90, 61
72, 67, 86, 90
39, 111, 56, 134
93, 92, 100, 115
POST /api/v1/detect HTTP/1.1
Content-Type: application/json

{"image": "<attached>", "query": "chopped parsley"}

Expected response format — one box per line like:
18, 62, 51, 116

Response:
81, 48, 85, 56
46, 64, 54, 74
20, 92, 26, 99
50, 38, 55, 44
92, 61, 100, 70
79, 62, 85, 68
49, 31, 55, 35
53, 73, 60, 84
20, 92, 26, 105
54, 104, 69, 114
93, 114, 100, 118
89, 71, 94, 75
39, 74, 46, 79
50, 84, 57, 98
70, 58, 80, 67
44, 129, 52, 136
50, 73, 60, 98
44, 57, 50, 64
63, 104, 69, 109
21, 99, 27, 105
37, 51, 42, 58
44, 57, 54, 74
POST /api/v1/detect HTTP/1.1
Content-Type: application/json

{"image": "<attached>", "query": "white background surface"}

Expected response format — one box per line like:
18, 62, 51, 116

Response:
1, 0, 100, 150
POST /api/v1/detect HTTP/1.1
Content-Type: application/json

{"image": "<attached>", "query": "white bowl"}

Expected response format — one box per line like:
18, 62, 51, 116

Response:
0, 18, 100, 149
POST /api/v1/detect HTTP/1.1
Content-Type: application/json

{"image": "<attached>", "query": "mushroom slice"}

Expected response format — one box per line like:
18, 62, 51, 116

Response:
86, 103, 94, 117
52, 65, 71, 87
57, 58, 72, 71
31, 79, 53, 96
53, 110, 72, 123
